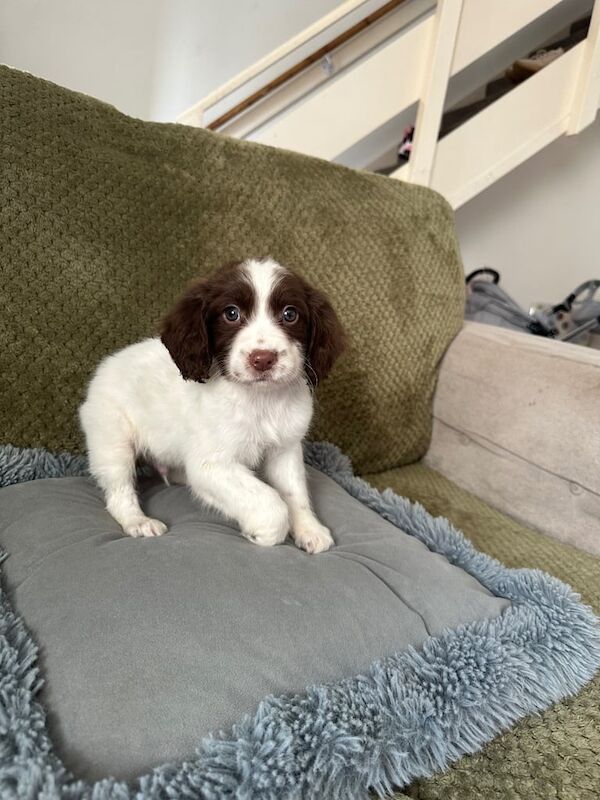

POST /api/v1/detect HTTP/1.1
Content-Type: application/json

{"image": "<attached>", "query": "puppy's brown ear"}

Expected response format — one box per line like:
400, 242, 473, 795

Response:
306, 287, 347, 386
160, 280, 212, 382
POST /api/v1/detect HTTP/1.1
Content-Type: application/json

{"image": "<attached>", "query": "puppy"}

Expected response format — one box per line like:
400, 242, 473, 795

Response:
79, 258, 346, 553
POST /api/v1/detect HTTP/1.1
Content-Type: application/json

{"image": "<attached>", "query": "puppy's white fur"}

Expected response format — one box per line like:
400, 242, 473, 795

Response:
79, 259, 334, 554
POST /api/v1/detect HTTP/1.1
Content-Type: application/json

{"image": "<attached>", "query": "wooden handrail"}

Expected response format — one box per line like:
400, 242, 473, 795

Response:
190, 0, 372, 119
207, 0, 409, 131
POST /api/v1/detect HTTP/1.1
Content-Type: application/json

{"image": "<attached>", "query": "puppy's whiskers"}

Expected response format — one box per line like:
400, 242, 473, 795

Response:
304, 358, 319, 391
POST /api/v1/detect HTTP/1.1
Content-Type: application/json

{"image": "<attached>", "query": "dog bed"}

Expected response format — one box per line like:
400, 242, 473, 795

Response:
0, 443, 598, 799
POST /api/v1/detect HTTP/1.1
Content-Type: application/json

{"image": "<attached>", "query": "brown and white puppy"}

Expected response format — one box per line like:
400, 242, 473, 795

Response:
79, 258, 346, 552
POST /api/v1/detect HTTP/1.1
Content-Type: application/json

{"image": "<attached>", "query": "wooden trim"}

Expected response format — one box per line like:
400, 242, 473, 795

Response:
408, 0, 464, 185
207, 0, 408, 131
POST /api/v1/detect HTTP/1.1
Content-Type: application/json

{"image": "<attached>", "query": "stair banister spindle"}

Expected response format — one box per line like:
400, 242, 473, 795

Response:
567, 0, 600, 134
408, 0, 464, 187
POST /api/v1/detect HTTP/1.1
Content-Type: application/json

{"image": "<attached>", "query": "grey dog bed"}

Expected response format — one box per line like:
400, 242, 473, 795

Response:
0, 442, 598, 798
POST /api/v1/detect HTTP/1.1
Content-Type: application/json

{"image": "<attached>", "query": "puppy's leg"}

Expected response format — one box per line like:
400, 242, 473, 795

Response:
80, 404, 167, 538
263, 444, 333, 554
186, 461, 289, 546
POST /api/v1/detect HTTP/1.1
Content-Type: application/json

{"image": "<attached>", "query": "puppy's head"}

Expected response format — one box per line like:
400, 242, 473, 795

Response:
160, 258, 346, 387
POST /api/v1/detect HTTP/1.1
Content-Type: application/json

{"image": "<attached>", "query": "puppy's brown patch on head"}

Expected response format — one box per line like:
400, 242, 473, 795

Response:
269, 271, 311, 352
270, 270, 346, 386
161, 261, 255, 382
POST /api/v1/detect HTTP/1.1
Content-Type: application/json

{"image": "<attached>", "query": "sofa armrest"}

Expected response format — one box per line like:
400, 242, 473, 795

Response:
426, 321, 600, 554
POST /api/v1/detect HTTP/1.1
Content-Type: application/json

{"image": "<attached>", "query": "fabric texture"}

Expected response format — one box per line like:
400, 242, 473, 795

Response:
0, 443, 598, 799
0, 66, 464, 474
364, 463, 600, 800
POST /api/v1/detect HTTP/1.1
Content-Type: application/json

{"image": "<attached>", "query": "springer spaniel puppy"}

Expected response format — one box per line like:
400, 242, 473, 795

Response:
79, 258, 346, 554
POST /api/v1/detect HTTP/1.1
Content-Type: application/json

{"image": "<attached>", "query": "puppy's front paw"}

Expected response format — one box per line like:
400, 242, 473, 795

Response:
242, 498, 289, 547
123, 516, 168, 538
293, 517, 334, 554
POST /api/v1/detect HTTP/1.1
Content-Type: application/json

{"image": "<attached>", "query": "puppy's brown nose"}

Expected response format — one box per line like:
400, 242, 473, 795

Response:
249, 349, 278, 372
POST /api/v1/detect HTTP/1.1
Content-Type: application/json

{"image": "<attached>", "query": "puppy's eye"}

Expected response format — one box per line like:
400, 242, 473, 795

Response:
223, 305, 241, 323
282, 305, 298, 324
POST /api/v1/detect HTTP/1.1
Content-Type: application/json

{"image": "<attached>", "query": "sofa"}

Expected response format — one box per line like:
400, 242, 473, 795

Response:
1, 65, 598, 799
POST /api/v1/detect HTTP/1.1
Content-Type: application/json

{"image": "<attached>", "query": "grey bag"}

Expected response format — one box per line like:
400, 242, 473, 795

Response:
465, 269, 600, 342
465, 269, 550, 335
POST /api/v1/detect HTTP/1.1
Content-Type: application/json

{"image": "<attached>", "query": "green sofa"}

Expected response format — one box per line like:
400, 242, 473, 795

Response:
1, 66, 598, 798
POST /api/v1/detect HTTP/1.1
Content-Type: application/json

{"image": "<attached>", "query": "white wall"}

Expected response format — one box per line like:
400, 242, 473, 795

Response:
0, 0, 163, 120
455, 115, 600, 308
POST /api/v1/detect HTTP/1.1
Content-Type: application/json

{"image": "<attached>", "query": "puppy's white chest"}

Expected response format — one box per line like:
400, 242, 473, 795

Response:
229, 404, 290, 467
237, 429, 275, 468
213, 388, 310, 467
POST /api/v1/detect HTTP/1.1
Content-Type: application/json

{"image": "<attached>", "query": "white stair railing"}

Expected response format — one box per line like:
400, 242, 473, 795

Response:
178, 0, 600, 209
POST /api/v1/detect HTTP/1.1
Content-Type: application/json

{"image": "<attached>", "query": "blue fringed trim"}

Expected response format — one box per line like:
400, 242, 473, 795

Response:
0, 444, 89, 487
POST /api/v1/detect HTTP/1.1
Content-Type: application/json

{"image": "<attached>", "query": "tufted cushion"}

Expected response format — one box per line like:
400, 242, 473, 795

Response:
0, 66, 464, 473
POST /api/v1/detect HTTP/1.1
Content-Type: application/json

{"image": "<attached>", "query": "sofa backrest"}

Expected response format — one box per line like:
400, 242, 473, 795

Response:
0, 66, 464, 474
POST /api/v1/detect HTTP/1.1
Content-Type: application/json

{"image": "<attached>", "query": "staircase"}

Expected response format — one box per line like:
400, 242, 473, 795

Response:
177, 0, 600, 209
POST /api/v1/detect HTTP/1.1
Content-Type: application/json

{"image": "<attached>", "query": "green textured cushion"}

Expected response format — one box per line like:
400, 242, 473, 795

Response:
0, 66, 464, 473
365, 463, 600, 800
